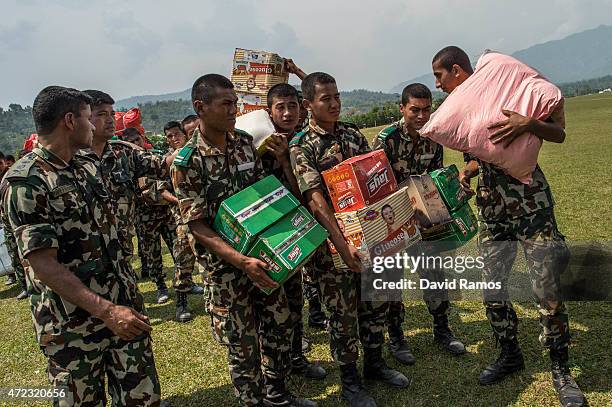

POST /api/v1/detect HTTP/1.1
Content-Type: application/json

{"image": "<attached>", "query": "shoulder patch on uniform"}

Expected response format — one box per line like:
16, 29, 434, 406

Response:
109, 139, 144, 151
377, 124, 398, 141
289, 131, 307, 147
174, 143, 196, 167
5, 152, 38, 181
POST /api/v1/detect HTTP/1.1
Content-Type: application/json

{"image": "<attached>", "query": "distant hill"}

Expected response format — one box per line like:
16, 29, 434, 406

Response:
116, 89, 191, 109
390, 24, 612, 93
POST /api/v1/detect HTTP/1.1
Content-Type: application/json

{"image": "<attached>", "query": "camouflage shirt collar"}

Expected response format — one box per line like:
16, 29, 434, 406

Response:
193, 127, 236, 157
396, 117, 426, 143
33, 146, 71, 169
308, 119, 342, 137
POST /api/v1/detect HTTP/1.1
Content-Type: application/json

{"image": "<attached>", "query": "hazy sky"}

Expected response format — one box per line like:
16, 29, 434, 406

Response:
1, 0, 611, 107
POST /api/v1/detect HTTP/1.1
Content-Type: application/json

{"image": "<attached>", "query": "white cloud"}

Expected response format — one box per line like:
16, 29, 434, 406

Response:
1, 0, 611, 106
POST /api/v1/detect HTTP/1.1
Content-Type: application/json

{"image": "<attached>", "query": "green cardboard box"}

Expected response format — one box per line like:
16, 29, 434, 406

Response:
213, 175, 300, 253
421, 203, 478, 248
430, 165, 470, 211
247, 206, 328, 294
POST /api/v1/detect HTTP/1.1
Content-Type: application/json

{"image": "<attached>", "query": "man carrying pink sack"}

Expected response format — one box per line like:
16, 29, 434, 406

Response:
430, 46, 584, 407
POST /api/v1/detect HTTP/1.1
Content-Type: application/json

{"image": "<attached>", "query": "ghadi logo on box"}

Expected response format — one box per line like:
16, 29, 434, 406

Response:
288, 245, 302, 262
367, 168, 390, 196
259, 251, 282, 274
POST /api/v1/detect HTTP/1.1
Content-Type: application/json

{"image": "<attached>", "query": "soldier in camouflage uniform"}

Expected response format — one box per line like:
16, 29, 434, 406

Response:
4, 86, 160, 406
262, 83, 327, 380
159, 120, 205, 323
372, 83, 466, 365
0, 172, 28, 299
290, 72, 409, 407
172, 74, 315, 407
432, 46, 584, 407
80, 91, 170, 300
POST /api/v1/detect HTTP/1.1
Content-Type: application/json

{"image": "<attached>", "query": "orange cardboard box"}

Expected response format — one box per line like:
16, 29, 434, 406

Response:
322, 150, 398, 213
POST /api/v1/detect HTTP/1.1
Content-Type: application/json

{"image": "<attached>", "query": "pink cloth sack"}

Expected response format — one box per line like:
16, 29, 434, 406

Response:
421, 51, 563, 184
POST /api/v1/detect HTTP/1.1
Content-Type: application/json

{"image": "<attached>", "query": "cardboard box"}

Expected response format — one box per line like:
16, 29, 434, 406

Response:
429, 165, 470, 211
329, 187, 421, 268
247, 206, 328, 294
322, 150, 398, 213
213, 175, 300, 253
421, 203, 478, 248
402, 174, 451, 229
230, 48, 289, 115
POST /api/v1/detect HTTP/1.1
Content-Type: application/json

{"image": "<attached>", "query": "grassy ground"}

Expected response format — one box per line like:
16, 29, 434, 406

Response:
0, 93, 610, 406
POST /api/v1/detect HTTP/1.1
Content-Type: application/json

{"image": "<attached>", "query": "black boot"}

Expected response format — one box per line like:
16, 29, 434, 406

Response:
16, 290, 28, 300
340, 363, 377, 407
156, 281, 170, 304
550, 348, 586, 407
175, 292, 193, 323
263, 376, 317, 407
388, 325, 415, 366
363, 348, 410, 388
308, 298, 328, 330
5, 274, 16, 286
479, 337, 525, 385
433, 314, 466, 355
292, 355, 327, 380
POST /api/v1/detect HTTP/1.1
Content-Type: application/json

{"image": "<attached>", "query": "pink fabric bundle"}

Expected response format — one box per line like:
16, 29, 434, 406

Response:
421, 51, 563, 184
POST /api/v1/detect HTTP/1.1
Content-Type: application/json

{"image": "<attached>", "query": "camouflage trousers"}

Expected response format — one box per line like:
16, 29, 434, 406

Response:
209, 269, 292, 406
135, 214, 175, 286
172, 223, 196, 292
42, 329, 160, 407
2, 223, 27, 291
284, 271, 306, 359
478, 207, 571, 350
311, 245, 388, 365
302, 266, 321, 303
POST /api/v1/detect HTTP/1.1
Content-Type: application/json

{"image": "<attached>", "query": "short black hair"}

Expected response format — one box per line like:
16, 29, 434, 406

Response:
0, 151, 4, 160
32, 86, 93, 135
401, 83, 432, 105
267, 84, 299, 108
181, 114, 198, 127
82, 89, 115, 106
191, 74, 234, 106
163, 120, 185, 135
432, 46, 474, 74
5, 155, 14, 162
301, 72, 336, 101
382, 204, 393, 213
122, 127, 141, 143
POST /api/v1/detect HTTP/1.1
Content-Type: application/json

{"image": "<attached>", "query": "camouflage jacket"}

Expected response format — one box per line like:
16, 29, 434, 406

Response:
80, 140, 167, 253
289, 120, 371, 200
3, 147, 143, 345
465, 154, 555, 221
172, 127, 264, 282
372, 118, 443, 182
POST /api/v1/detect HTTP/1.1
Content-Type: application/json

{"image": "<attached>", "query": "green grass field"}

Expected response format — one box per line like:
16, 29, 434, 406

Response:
0, 93, 610, 406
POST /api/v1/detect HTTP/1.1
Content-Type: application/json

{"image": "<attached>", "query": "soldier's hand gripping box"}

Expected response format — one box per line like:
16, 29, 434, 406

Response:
402, 174, 452, 229
421, 203, 478, 248
322, 150, 398, 213
230, 48, 289, 116
429, 164, 470, 211
329, 187, 421, 269
213, 175, 300, 253
247, 206, 328, 294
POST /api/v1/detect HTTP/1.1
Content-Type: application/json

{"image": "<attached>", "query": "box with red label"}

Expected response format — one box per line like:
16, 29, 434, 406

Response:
230, 48, 289, 116
328, 186, 421, 269
322, 150, 398, 213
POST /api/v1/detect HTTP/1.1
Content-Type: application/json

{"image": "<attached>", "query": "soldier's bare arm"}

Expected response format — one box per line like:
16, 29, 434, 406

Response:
459, 160, 479, 196
284, 59, 307, 81
266, 134, 303, 202
304, 188, 363, 273
188, 219, 278, 290
27, 248, 152, 341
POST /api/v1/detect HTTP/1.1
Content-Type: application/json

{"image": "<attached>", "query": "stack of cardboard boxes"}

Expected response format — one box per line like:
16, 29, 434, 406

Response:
213, 175, 328, 293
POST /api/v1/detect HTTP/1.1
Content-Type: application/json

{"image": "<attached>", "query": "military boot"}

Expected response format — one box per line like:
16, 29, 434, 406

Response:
388, 324, 415, 366
307, 298, 328, 330
5, 274, 16, 286
189, 284, 205, 295
156, 281, 170, 304
479, 337, 525, 385
263, 376, 317, 407
433, 314, 466, 355
292, 355, 327, 380
363, 347, 410, 388
340, 363, 377, 407
16, 290, 28, 300
175, 292, 193, 323
550, 348, 586, 407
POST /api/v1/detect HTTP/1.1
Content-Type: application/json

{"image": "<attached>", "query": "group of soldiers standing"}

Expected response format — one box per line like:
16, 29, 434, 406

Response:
0, 45, 584, 407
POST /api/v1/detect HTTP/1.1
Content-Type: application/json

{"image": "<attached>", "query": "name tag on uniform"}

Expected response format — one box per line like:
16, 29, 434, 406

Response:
420, 154, 434, 160
50, 184, 77, 198
237, 162, 255, 171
